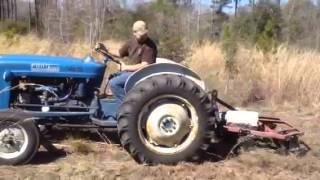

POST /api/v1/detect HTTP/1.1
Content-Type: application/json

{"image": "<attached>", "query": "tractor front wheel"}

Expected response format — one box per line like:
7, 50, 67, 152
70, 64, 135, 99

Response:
117, 75, 216, 165
0, 118, 39, 165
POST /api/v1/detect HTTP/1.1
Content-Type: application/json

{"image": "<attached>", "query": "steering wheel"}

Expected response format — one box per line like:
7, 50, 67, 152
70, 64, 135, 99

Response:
94, 43, 121, 65
95, 43, 123, 96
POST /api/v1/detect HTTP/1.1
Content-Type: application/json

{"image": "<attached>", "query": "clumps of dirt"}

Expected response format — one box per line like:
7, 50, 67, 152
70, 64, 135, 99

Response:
69, 140, 94, 155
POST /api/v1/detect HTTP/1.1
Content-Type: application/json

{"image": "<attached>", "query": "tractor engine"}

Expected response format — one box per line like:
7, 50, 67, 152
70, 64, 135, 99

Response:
10, 77, 94, 112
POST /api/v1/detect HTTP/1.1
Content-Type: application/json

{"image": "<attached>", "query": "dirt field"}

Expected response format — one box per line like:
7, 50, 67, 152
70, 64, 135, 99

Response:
0, 108, 319, 180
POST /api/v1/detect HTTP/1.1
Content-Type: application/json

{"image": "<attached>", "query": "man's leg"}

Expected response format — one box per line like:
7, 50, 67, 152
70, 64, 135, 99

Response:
109, 72, 132, 101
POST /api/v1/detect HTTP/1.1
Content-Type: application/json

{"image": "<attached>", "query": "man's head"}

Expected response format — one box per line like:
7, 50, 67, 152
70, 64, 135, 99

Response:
132, 20, 148, 43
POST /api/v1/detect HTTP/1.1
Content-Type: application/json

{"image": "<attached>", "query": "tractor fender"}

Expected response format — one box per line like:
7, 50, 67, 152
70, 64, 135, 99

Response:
124, 58, 206, 93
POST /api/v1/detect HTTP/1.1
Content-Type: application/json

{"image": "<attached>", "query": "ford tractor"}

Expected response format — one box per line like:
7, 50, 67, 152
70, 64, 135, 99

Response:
0, 44, 309, 165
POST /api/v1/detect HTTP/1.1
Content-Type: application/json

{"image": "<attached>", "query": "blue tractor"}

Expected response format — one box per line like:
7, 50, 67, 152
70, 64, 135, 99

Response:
0, 44, 309, 165
0, 44, 217, 165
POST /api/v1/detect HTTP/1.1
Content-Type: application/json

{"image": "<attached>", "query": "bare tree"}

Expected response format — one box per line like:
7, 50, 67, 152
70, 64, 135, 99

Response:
10, 0, 13, 19
13, 0, 17, 20
250, 0, 255, 9
6, 0, 10, 18
0, 0, 3, 20
234, 0, 239, 16
34, 0, 41, 34
211, 0, 231, 39
28, 0, 32, 32
196, 0, 201, 35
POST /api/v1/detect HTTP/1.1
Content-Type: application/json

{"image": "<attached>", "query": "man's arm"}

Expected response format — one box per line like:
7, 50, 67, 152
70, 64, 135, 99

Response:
121, 61, 149, 71
95, 42, 124, 59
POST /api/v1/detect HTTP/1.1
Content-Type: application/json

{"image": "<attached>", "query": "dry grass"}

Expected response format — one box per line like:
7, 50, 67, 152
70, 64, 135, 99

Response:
186, 41, 320, 110
69, 140, 94, 155
0, 34, 122, 59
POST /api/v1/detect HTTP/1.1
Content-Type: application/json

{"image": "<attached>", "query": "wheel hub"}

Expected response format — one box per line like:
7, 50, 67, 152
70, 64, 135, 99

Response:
146, 103, 191, 147
0, 126, 26, 156
160, 116, 178, 135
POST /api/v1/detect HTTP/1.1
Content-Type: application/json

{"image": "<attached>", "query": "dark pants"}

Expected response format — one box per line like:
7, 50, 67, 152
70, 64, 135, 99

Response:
109, 71, 133, 101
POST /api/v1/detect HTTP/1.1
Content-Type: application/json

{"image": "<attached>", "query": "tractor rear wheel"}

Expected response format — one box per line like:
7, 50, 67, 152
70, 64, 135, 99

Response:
117, 75, 217, 164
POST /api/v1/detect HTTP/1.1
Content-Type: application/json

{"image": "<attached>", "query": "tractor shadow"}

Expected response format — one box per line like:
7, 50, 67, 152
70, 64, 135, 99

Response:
30, 150, 67, 165
30, 129, 239, 165
203, 135, 239, 162
30, 129, 120, 165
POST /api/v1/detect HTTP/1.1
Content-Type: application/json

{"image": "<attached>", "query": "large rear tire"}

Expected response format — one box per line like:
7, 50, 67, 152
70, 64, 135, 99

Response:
117, 75, 216, 165
0, 118, 39, 165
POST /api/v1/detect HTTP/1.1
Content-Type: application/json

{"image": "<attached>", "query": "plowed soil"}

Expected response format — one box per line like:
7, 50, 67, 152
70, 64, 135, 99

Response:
0, 109, 319, 180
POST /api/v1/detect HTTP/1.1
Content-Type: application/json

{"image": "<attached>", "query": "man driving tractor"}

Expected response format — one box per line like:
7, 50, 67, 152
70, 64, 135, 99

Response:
96, 20, 157, 101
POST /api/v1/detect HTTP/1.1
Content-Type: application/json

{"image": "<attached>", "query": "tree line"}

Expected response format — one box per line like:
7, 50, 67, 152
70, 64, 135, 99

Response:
0, 0, 17, 20
0, 0, 320, 60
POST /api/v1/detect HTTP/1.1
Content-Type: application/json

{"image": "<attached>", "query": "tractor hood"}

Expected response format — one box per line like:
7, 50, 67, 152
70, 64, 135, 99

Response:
0, 54, 105, 80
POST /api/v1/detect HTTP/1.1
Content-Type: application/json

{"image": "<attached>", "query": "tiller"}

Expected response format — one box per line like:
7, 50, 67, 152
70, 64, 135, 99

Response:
209, 90, 311, 156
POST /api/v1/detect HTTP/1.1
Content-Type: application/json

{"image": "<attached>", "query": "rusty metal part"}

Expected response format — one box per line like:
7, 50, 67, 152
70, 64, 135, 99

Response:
224, 118, 304, 141
208, 89, 310, 156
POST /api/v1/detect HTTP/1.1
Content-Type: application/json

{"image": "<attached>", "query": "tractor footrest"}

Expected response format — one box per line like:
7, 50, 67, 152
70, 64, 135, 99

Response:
91, 118, 117, 127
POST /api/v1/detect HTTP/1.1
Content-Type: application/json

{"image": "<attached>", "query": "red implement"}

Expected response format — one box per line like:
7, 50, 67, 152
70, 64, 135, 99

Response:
224, 116, 304, 140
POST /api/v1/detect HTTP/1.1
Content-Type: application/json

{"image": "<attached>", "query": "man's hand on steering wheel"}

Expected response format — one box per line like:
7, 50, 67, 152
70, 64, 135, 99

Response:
94, 42, 122, 65
95, 42, 108, 53
94, 43, 100, 51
